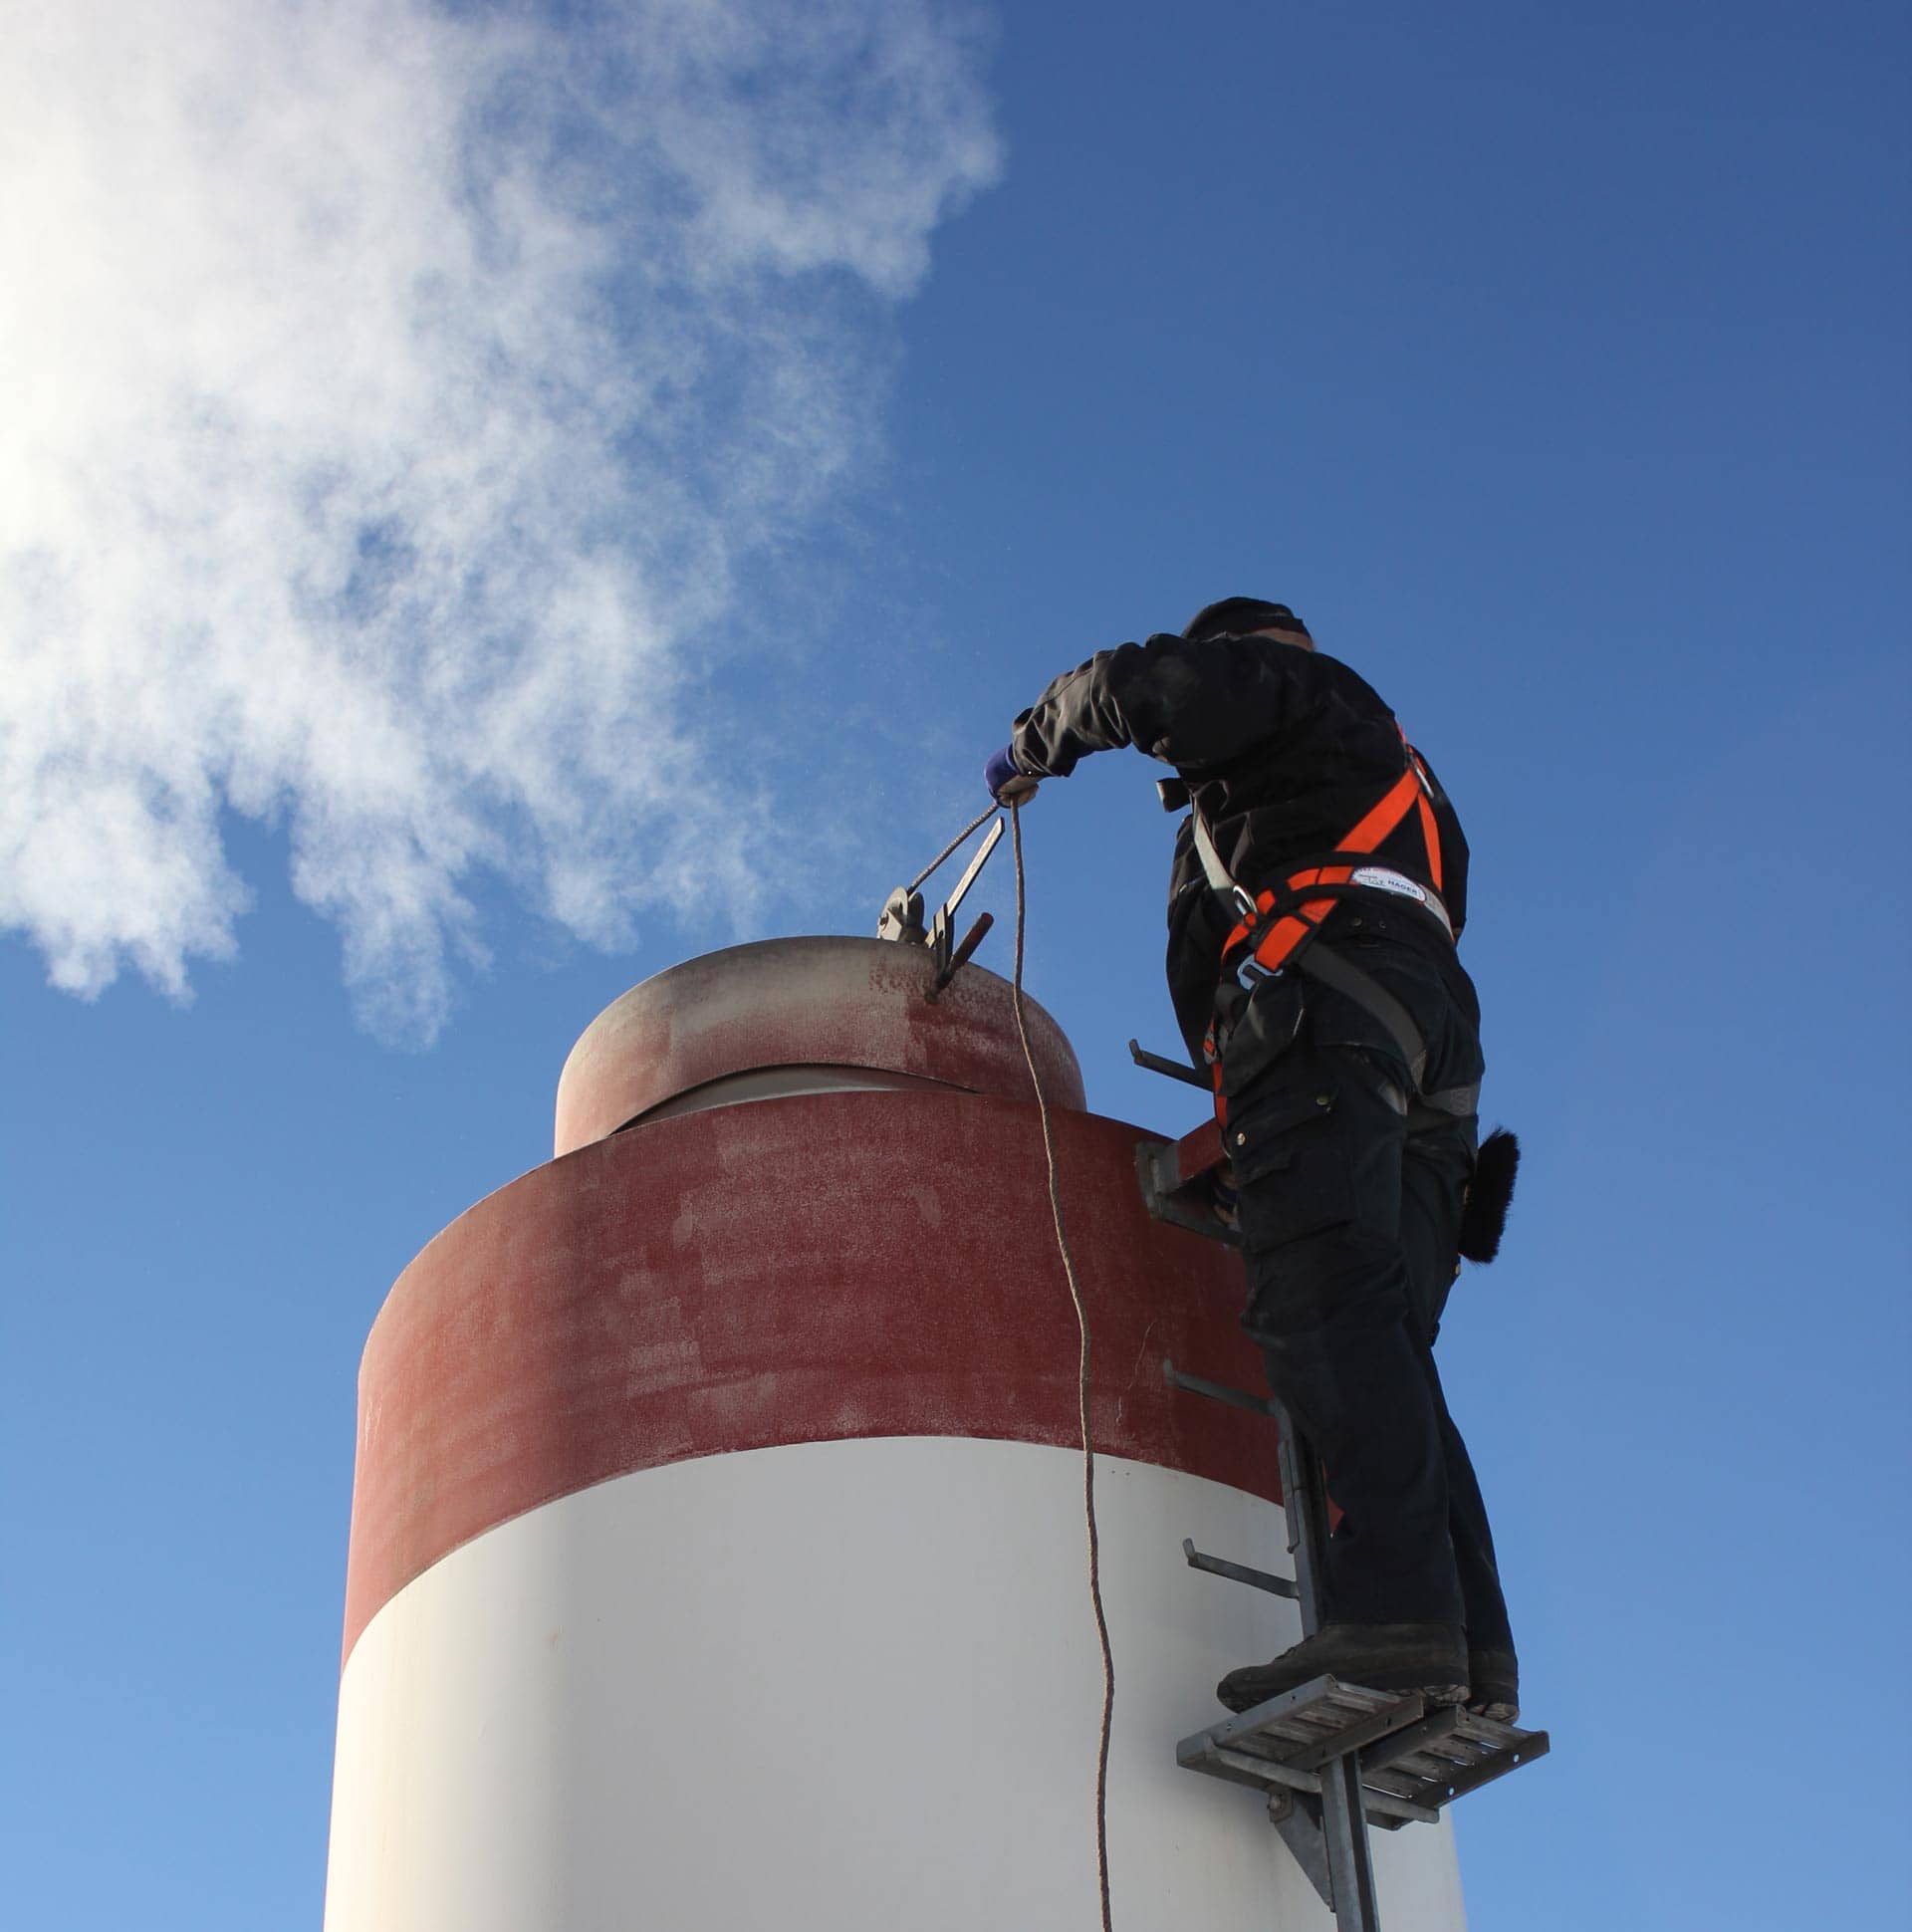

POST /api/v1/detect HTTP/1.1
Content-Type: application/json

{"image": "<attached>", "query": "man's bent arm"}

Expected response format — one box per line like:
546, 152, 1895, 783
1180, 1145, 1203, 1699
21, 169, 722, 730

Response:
1009, 632, 1309, 781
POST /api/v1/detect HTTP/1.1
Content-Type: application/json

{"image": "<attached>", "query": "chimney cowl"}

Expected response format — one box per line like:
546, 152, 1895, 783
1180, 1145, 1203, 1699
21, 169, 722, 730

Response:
554, 935, 1085, 1155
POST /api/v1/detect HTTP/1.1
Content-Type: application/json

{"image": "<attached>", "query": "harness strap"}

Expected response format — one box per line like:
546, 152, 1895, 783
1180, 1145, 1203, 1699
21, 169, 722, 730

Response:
1406, 746, 1444, 894
1222, 764, 1434, 976
1188, 808, 1250, 914
1293, 941, 1428, 1090
1204, 939, 1478, 1129
1192, 729, 1457, 1129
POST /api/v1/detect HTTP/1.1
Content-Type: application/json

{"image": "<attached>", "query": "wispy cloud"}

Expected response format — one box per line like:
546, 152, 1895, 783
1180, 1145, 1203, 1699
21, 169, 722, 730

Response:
0, 0, 998, 1040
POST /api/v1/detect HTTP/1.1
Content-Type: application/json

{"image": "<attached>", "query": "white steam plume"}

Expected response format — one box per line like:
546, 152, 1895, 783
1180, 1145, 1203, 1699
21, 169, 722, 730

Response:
0, 0, 998, 1040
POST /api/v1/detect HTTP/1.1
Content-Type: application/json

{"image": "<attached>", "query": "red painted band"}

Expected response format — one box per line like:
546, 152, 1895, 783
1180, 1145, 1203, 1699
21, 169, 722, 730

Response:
343, 1086, 1279, 1666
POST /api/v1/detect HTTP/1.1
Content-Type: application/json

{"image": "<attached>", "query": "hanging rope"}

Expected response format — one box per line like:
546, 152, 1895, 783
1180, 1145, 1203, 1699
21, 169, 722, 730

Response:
1007, 799, 1115, 1932
908, 802, 1000, 893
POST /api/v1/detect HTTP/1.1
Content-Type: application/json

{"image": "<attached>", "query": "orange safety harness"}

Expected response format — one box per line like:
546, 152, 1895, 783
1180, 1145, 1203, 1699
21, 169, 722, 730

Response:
1202, 730, 1455, 1126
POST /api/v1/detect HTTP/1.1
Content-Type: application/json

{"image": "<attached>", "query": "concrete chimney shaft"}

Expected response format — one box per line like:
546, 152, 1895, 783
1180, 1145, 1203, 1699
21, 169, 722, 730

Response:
324, 936, 1469, 1931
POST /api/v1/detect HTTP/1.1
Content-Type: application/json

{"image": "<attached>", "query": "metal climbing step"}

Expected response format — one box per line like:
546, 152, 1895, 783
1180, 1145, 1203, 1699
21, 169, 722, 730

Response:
1177, 1673, 1549, 1828
1354, 1703, 1548, 1819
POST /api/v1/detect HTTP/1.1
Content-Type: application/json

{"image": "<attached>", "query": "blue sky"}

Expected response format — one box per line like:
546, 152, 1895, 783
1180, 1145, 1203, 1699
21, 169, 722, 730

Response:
3, 2, 1907, 1927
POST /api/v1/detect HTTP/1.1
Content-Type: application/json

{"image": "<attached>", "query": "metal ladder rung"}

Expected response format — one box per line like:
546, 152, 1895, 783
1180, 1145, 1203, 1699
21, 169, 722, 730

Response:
1359, 1705, 1463, 1774
1283, 1698, 1430, 1774
1181, 1537, 1299, 1600
1196, 1744, 1442, 1828
1358, 1720, 1551, 1810
1162, 1357, 1275, 1415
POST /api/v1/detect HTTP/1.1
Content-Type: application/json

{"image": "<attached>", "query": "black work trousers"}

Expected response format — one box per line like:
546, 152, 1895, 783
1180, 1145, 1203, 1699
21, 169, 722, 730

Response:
1215, 928, 1513, 1648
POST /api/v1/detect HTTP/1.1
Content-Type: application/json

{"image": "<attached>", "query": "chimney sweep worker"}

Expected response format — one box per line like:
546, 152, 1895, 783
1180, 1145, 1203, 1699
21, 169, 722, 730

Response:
984, 598, 1518, 1723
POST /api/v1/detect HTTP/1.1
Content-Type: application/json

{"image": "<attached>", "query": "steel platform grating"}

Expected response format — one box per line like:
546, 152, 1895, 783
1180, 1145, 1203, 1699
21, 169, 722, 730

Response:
1177, 1673, 1549, 1829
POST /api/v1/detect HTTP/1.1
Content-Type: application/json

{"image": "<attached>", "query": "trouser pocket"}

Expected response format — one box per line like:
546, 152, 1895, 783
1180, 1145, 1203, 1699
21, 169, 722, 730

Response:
1215, 973, 1306, 1098
1226, 1081, 1351, 1236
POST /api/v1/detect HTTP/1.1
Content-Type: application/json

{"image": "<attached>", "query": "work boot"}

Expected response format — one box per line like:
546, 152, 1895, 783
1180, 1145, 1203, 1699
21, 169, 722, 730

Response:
1216, 1622, 1469, 1715
1466, 1646, 1520, 1725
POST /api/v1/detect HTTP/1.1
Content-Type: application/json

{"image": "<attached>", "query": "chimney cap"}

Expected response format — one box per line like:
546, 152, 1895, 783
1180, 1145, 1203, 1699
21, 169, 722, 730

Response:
555, 936, 1084, 1155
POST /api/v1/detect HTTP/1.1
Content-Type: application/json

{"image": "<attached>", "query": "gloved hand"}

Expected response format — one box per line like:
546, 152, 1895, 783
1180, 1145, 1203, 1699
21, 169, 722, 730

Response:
984, 744, 1040, 805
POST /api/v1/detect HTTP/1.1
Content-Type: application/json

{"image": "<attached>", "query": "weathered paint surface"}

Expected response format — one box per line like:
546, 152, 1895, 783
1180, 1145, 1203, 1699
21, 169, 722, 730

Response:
345, 1082, 1275, 1666
329, 939, 1472, 1930
326, 1438, 1469, 1932
553, 935, 1083, 1153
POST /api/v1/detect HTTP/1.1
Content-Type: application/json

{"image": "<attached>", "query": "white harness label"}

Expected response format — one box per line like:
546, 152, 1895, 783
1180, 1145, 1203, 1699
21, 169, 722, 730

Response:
1350, 865, 1428, 904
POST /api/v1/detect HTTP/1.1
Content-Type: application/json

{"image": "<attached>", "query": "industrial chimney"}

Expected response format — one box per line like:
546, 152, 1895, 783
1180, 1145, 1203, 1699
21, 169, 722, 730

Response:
323, 935, 1469, 1928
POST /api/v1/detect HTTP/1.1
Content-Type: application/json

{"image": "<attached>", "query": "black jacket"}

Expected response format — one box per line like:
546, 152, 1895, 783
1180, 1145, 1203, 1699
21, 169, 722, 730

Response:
1009, 631, 1473, 1064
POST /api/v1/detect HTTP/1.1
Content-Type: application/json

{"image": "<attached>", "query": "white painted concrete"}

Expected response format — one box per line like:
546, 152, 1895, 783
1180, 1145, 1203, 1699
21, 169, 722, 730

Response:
326, 1437, 1467, 1931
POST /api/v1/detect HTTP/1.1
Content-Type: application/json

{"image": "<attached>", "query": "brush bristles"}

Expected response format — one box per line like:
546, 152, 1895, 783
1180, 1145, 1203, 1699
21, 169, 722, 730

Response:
1457, 1127, 1520, 1263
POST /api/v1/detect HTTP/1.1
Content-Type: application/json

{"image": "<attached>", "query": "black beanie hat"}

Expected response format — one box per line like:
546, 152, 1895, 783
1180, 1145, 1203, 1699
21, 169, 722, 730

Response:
1182, 597, 1311, 642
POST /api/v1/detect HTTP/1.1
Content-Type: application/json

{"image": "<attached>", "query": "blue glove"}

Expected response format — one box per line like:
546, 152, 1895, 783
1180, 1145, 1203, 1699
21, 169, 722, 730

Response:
985, 744, 1040, 804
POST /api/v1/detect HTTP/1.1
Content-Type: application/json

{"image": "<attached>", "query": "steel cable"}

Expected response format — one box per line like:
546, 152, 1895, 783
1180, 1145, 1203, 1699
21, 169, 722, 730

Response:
907, 803, 1000, 893
1006, 800, 1115, 1932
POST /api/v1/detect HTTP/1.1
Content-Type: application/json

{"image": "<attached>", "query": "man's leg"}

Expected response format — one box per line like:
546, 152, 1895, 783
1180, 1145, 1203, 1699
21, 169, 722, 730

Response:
1215, 1037, 1471, 1710
1400, 1111, 1518, 1709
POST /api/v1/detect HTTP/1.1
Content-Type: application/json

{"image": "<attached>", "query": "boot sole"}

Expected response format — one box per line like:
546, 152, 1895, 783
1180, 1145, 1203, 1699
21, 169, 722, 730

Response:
1415, 1679, 1472, 1707
1353, 1664, 1471, 1706
1217, 1673, 1471, 1715
1466, 1648, 1519, 1725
